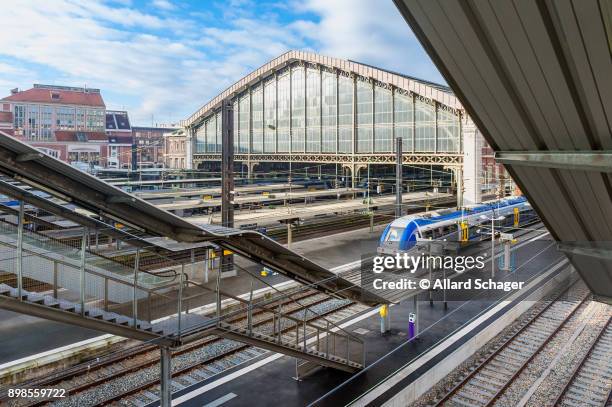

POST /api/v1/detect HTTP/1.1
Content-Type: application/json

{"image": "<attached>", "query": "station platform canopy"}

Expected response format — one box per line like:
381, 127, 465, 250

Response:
395, 0, 612, 303
0, 131, 386, 306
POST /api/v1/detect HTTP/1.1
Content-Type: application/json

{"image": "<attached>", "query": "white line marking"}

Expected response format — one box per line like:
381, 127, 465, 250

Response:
201, 392, 237, 407
528, 231, 550, 242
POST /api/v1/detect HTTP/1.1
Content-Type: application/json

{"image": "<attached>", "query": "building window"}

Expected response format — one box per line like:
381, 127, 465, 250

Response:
291, 67, 305, 153
57, 106, 76, 130
233, 100, 239, 152
321, 71, 337, 153
338, 75, 353, 154
215, 112, 221, 152
76, 108, 85, 130
415, 98, 435, 152
206, 116, 216, 153
239, 94, 250, 153
196, 124, 206, 153
356, 80, 373, 153
277, 73, 290, 153
26, 105, 39, 139
14, 105, 25, 129
437, 107, 460, 153
264, 78, 276, 153
374, 86, 392, 152
40, 106, 53, 139
306, 68, 320, 153
252, 87, 263, 153
394, 92, 413, 150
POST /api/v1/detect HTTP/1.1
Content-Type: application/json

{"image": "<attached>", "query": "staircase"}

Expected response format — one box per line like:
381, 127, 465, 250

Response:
0, 193, 365, 373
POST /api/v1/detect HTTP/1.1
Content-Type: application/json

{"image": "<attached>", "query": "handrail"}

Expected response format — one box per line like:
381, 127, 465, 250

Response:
0, 237, 174, 295
0, 216, 181, 279
228, 261, 364, 345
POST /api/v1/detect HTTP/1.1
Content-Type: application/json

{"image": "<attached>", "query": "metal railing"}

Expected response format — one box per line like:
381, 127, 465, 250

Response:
0, 197, 364, 368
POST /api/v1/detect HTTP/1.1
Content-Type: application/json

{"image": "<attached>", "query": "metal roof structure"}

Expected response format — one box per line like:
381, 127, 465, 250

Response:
0, 130, 385, 306
394, 0, 612, 303
182, 50, 464, 128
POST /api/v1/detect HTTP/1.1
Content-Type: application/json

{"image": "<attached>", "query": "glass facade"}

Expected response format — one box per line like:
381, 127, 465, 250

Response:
193, 63, 461, 156
263, 78, 276, 153
13, 103, 104, 141
238, 95, 249, 153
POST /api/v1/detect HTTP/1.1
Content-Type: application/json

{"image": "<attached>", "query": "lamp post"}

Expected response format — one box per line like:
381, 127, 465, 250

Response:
480, 215, 505, 279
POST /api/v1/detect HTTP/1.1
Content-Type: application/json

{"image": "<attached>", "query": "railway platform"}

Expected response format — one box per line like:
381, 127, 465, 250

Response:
127, 227, 572, 406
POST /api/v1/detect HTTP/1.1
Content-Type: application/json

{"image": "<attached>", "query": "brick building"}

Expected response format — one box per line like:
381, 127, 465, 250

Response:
1, 84, 107, 166
132, 125, 178, 168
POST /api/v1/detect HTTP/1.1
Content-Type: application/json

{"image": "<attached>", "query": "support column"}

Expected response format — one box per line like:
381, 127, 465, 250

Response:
455, 167, 463, 209
16, 201, 24, 299
287, 223, 292, 248
247, 162, 259, 181
185, 127, 194, 170
79, 227, 88, 316
132, 248, 140, 327
203, 248, 209, 284
160, 346, 172, 407
462, 117, 482, 206
396, 137, 403, 218
221, 99, 234, 276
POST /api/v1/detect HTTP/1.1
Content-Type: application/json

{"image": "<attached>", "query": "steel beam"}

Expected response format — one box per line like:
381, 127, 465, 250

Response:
557, 242, 612, 261
221, 99, 234, 275
15, 152, 43, 162
495, 151, 612, 172
0, 295, 176, 346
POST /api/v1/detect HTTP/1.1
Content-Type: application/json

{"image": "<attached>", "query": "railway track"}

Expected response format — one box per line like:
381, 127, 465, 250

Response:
553, 315, 612, 407
434, 280, 591, 407
7, 292, 368, 407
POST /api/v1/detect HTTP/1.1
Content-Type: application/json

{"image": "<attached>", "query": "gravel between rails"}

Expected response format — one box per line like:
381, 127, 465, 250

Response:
522, 302, 612, 407
494, 300, 606, 406
412, 281, 587, 407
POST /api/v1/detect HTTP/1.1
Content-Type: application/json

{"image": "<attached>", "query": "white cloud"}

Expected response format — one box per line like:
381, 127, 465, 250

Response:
151, 0, 175, 11
0, 0, 443, 125
296, 0, 445, 84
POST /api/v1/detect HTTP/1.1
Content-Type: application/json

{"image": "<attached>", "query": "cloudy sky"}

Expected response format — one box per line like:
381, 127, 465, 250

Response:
0, 0, 444, 126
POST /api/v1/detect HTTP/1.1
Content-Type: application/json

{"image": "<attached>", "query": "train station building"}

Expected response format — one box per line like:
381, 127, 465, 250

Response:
183, 51, 507, 206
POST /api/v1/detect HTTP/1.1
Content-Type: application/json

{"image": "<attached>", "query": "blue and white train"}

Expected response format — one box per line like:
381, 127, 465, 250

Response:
378, 196, 538, 255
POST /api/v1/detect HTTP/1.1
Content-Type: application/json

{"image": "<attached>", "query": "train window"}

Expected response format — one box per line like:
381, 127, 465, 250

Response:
385, 227, 404, 242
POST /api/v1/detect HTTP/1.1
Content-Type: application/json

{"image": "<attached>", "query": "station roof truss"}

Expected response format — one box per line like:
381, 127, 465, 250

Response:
193, 152, 463, 166
395, 0, 612, 303
182, 50, 465, 129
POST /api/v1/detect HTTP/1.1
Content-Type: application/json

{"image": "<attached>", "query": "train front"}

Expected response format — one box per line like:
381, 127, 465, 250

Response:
377, 217, 421, 255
